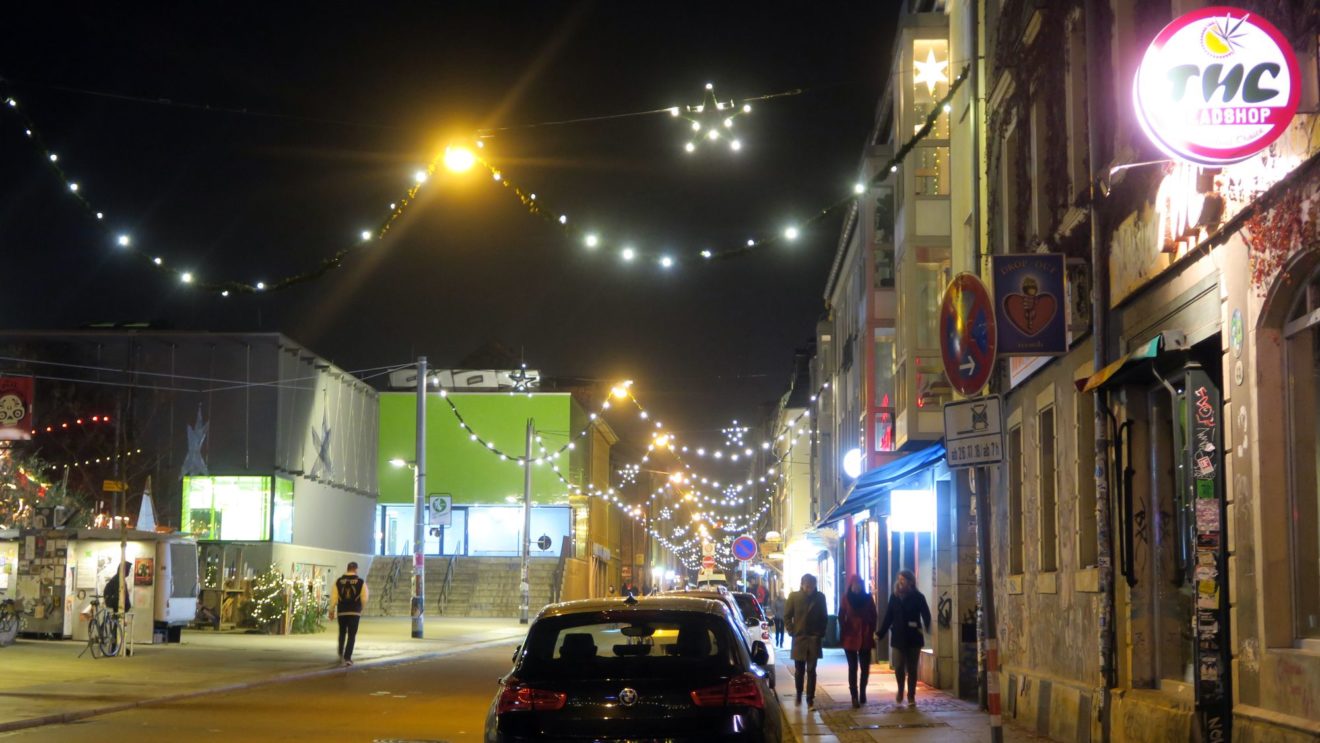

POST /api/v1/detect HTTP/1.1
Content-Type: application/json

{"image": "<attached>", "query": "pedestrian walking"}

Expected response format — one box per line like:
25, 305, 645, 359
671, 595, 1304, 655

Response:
783, 573, 827, 709
876, 569, 931, 706
329, 561, 368, 666
838, 574, 878, 707
771, 592, 786, 647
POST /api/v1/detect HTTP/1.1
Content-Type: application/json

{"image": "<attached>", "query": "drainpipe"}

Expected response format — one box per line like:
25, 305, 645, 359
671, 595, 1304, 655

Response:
1084, 0, 1117, 735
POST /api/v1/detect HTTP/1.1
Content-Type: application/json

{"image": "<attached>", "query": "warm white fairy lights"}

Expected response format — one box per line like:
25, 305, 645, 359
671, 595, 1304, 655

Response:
1, 69, 970, 294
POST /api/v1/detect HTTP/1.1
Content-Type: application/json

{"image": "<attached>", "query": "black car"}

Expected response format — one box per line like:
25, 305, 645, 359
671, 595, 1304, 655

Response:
485, 595, 782, 742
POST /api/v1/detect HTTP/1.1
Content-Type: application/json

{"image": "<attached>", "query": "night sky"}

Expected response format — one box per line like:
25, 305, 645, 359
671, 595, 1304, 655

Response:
0, 3, 893, 441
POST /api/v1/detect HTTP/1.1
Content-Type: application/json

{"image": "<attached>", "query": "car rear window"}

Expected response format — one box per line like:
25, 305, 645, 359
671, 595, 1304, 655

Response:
733, 594, 764, 623
519, 610, 741, 679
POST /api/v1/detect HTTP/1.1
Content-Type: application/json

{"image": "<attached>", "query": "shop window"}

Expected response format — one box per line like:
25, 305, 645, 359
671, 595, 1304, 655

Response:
272, 477, 294, 544
467, 506, 572, 557
182, 476, 271, 541
1009, 426, 1024, 575
1075, 391, 1099, 568
1038, 406, 1058, 573
1285, 271, 1320, 638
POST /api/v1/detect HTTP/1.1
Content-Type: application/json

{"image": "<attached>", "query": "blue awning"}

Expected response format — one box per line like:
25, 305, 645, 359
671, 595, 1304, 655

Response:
819, 442, 946, 525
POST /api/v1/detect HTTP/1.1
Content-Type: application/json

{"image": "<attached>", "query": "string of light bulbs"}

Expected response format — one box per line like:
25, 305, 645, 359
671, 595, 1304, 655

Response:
0, 67, 967, 293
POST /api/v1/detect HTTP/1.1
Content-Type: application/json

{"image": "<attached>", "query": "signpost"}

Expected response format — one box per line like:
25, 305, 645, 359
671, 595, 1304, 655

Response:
1134, 6, 1300, 166
940, 273, 997, 396
732, 534, 757, 592
944, 397, 1004, 468
991, 254, 1067, 357
427, 494, 452, 527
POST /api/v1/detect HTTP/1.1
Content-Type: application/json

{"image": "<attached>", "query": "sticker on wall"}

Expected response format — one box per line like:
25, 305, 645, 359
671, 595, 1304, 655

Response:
1230, 308, 1244, 358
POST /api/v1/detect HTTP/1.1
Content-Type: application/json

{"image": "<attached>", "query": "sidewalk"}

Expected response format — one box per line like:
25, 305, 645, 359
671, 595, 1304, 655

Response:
776, 648, 1046, 742
0, 616, 527, 733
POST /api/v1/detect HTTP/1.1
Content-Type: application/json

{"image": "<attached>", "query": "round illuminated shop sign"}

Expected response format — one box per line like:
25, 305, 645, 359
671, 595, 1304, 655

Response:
1134, 7, 1299, 166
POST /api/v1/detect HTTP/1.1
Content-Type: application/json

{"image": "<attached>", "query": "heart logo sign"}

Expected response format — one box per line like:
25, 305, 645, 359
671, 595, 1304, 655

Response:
1001, 277, 1058, 337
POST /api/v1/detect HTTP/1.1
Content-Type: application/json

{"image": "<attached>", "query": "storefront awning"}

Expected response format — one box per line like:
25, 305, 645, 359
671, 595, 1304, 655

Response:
819, 443, 946, 525
1077, 330, 1188, 393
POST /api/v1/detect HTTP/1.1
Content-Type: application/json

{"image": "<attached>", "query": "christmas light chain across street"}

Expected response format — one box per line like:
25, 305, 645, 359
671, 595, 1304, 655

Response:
0, 68, 967, 294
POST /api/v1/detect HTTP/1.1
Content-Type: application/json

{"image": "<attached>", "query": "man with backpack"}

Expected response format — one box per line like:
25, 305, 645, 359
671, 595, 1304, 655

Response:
329, 562, 368, 666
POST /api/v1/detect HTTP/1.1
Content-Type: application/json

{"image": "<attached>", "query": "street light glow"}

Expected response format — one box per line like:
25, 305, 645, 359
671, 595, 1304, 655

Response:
443, 146, 476, 173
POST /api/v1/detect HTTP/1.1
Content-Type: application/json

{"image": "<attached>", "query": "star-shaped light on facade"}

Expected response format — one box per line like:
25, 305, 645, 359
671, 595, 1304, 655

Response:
672, 82, 751, 154
913, 48, 949, 95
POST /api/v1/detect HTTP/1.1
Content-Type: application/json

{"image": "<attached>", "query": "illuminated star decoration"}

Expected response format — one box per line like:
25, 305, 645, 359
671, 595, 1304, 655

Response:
672, 82, 752, 154
181, 406, 209, 477
913, 49, 949, 95
508, 363, 539, 393
310, 407, 332, 479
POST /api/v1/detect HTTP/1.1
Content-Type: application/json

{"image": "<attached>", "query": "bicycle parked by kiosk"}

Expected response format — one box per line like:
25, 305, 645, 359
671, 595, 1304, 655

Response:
79, 594, 128, 659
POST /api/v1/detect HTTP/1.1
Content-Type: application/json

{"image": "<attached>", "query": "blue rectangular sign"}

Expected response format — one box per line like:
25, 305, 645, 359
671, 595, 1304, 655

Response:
991, 253, 1067, 356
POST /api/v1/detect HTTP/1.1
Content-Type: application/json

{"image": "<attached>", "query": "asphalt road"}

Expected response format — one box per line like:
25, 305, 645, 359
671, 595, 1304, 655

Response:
0, 642, 520, 743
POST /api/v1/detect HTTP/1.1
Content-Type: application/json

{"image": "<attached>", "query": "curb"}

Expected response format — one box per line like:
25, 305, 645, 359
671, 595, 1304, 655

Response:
0, 632, 523, 734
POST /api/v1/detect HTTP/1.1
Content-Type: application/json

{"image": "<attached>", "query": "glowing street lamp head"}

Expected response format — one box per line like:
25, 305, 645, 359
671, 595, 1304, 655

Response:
443, 145, 476, 173
784, 226, 800, 240
388, 458, 407, 468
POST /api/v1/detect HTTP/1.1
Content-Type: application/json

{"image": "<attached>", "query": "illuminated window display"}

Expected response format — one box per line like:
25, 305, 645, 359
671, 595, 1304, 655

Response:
182, 476, 278, 541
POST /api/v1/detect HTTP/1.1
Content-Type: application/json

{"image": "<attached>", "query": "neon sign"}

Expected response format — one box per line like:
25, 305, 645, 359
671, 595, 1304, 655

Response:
1134, 7, 1299, 165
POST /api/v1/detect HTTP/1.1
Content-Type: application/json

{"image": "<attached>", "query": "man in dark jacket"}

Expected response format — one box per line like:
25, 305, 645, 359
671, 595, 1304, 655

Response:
876, 569, 932, 705
783, 573, 828, 709
329, 562, 368, 666
103, 561, 132, 614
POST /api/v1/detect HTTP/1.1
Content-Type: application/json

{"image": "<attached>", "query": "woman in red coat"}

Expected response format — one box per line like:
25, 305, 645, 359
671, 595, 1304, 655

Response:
838, 573, 878, 707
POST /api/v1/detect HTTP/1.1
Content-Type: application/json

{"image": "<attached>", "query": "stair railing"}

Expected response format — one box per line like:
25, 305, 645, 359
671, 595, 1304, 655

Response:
437, 555, 457, 615
549, 536, 571, 604
378, 556, 404, 615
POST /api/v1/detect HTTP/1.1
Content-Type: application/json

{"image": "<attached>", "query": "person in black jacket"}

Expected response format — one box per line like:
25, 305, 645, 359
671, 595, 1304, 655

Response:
876, 569, 931, 705
329, 562, 368, 666
103, 561, 132, 614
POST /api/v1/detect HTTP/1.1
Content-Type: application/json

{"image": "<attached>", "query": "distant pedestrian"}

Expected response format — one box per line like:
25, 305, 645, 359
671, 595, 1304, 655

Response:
783, 573, 827, 709
876, 569, 931, 705
621, 580, 638, 599
103, 561, 133, 614
771, 592, 786, 647
329, 562, 368, 666
839, 574, 878, 707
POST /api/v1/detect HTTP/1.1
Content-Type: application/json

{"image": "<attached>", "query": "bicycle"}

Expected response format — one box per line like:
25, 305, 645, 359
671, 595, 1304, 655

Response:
79, 595, 126, 659
0, 599, 20, 646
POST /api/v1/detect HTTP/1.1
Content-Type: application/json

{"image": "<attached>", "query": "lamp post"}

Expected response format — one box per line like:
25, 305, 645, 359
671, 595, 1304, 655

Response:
413, 355, 428, 639
520, 418, 533, 624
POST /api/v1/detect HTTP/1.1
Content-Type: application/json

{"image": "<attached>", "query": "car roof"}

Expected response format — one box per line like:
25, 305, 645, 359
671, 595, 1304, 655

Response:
536, 595, 730, 620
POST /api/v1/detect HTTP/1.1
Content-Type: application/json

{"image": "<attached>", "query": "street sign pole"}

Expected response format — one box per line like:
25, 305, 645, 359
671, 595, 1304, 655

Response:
974, 465, 1004, 743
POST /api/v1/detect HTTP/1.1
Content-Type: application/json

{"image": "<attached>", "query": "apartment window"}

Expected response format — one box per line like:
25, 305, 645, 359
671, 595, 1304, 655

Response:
1064, 18, 1090, 203
1285, 269, 1320, 638
874, 328, 896, 453
1038, 406, 1058, 573
911, 38, 950, 139
999, 115, 1021, 252
1075, 390, 1099, 568
915, 146, 950, 196
1029, 98, 1049, 240
914, 246, 952, 350
874, 185, 896, 287
1009, 425, 1024, 575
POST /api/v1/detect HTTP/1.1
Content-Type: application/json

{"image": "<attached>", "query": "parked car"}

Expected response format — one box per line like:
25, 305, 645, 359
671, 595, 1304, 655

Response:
485, 595, 782, 742
731, 591, 773, 646
663, 587, 776, 689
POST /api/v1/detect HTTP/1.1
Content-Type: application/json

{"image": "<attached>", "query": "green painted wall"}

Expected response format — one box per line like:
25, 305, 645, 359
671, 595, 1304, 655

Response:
378, 392, 583, 506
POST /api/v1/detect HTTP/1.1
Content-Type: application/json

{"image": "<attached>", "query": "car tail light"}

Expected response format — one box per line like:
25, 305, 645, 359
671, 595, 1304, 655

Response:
497, 679, 568, 714
690, 673, 764, 709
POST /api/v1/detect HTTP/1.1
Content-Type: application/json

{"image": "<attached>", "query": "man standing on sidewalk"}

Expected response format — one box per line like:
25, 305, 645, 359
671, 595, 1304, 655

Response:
783, 573, 827, 709
329, 562, 367, 666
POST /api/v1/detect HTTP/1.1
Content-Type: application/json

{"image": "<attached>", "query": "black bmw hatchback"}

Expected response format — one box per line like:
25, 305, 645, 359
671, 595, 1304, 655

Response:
485, 595, 782, 742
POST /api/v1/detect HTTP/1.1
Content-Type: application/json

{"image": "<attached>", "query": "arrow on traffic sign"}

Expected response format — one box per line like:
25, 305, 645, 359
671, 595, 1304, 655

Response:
960, 357, 976, 374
